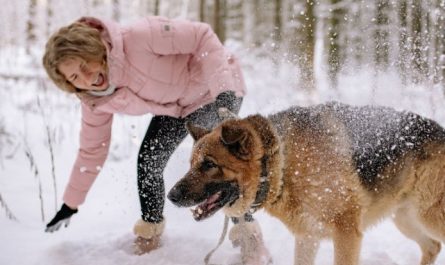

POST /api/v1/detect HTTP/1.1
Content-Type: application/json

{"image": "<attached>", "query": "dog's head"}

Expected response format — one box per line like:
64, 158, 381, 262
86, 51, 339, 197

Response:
167, 117, 265, 221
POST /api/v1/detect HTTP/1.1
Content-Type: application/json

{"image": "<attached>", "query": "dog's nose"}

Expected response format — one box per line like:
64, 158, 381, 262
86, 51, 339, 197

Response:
167, 185, 185, 205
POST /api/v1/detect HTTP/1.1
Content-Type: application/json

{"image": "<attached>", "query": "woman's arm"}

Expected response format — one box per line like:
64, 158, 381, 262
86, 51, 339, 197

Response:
63, 103, 113, 208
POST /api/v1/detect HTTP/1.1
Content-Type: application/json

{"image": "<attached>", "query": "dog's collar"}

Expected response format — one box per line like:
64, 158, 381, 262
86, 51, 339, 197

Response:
249, 155, 270, 213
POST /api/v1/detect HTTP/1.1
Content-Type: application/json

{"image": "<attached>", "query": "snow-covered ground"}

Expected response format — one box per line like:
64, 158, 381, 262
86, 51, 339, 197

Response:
2, 49, 445, 265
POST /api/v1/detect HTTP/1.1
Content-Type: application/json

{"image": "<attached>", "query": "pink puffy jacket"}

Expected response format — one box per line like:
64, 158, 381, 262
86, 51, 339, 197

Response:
63, 16, 246, 208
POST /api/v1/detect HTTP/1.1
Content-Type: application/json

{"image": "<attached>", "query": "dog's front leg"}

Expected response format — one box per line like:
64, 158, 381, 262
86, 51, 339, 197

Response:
332, 219, 363, 265
293, 234, 320, 265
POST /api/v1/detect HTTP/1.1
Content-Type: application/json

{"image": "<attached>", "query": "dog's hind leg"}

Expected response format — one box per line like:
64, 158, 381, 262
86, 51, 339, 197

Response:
393, 207, 441, 265
332, 210, 363, 265
294, 235, 319, 265
406, 157, 445, 263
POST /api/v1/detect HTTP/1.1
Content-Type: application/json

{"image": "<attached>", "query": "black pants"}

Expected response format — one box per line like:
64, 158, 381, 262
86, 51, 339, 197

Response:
137, 91, 251, 224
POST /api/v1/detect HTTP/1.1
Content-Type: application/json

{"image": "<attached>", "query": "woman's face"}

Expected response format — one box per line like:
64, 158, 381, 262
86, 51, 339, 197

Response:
58, 57, 109, 91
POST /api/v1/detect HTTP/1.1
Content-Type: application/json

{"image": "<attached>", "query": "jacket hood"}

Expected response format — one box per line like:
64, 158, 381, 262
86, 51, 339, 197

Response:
76, 16, 126, 105
77, 17, 124, 60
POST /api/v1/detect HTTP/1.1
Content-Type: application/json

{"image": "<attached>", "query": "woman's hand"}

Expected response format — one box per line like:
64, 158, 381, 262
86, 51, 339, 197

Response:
45, 203, 78, 232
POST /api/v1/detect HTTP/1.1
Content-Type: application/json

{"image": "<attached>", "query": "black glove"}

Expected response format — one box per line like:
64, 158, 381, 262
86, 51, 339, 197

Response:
45, 203, 78, 233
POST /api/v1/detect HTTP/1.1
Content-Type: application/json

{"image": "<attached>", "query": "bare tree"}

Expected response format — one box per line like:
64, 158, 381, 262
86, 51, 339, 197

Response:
270, 0, 282, 65
374, 0, 390, 70
26, 0, 37, 56
242, 0, 260, 48
273, 0, 282, 46
112, 0, 120, 21
411, 0, 427, 83
345, 1, 366, 70
439, 0, 445, 87
397, 0, 409, 84
326, 0, 347, 90
154, 0, 160, 15
199, 0, 206, 21
213, 0, 227, 42
431, 0, 445, 85
37, 94, 58, 212
225, 0, 244, 42
138, 0, 160, 16
24, 140, 45, 222
0, 194, 18, 221
46, 0, 53, 38
294, 0, 316, 91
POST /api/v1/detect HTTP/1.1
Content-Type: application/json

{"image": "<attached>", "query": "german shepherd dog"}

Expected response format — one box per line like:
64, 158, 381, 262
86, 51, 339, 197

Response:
168, 101, 445, 265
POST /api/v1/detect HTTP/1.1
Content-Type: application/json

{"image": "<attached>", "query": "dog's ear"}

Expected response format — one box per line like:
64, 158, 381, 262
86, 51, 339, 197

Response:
186, 122, 210, 141
220, 124, 252, 160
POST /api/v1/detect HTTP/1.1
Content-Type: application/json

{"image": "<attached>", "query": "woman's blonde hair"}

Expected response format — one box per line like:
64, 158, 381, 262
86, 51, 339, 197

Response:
42, 22, 107, 94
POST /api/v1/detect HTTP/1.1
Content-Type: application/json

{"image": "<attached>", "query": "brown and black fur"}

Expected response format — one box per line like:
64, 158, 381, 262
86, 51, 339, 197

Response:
168, 101, 445, 265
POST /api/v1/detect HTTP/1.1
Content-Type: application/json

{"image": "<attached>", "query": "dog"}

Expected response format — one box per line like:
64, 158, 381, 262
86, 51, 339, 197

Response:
168, 101, 445, 265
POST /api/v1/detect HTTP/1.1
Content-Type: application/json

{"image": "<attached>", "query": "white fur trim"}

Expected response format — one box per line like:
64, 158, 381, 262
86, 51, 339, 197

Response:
88, 84, 116, 97
133, 219, 165, 239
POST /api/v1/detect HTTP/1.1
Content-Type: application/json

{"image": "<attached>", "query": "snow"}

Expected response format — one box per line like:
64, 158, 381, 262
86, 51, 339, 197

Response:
2, 49, 445, 265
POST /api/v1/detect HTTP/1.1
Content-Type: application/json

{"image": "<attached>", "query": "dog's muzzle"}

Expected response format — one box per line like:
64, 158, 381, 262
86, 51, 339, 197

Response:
168, 180, 240, 221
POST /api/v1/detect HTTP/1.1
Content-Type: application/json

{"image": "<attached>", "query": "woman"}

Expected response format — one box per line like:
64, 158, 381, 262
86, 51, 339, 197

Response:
42, 15, 271, 263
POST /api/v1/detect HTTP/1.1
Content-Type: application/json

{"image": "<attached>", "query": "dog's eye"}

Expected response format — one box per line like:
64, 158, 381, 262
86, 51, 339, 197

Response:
201, 159, 218, 171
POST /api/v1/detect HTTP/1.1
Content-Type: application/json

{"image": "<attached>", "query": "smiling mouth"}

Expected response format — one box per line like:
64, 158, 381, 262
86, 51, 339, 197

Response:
93, 73, 105, 87
190, 182, 240, 221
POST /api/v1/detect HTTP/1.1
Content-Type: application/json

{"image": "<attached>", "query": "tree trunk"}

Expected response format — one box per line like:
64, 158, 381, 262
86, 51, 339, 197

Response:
225, 0, 243, 42
411, 0, 426, 83
154, 0, 160, 15
295, 0, 316, 91
46, 0, 53, 38
397, 0, 409, 85
242, 0, 255, 47
346, 1, 364, 69
112, 0, 120, 21
327, 0, 346, 90
374, 0, 390, 70
431, 0, 445, 85
26, 0, 37, 56
213, 0, 226, 43
437, 0, 445, 87
273, 0, 282, 46
199, 0, 205, 21
253, 0, 261, 47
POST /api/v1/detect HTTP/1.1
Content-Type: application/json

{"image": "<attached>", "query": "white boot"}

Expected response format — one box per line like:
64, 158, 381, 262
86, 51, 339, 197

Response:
229, 220, 273, 265
132, 219, 165, 255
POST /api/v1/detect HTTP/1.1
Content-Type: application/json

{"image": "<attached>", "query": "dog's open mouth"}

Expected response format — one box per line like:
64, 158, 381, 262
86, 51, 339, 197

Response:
191, 182, 239, 221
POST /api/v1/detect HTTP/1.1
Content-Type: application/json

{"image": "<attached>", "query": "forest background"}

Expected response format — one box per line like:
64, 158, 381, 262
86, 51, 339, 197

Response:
1, 1, 445, 264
